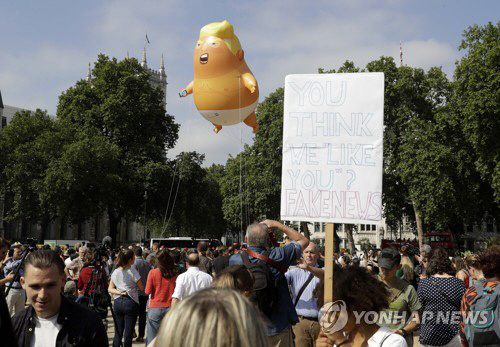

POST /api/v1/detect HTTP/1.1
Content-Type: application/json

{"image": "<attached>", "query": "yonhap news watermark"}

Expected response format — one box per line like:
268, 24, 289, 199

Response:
319, 300, 495, 334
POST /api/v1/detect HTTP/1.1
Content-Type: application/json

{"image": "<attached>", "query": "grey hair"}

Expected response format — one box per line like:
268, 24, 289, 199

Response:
64, 280, 76, 294
421, 244, 432, 254
246, 223, 269, 247
156, 288, 269, 347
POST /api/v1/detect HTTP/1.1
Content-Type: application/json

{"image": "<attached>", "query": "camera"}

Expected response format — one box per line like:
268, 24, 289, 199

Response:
26, 237, 37, 248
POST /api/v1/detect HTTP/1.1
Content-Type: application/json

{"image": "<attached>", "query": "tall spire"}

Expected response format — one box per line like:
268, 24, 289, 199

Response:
86, 63, 92, 82
400, 41, 403, 67
141, 46, 147, 68
159, 54, 166, 78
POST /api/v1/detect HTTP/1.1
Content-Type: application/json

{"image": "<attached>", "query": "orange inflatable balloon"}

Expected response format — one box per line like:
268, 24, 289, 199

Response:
180, 20, 259, 134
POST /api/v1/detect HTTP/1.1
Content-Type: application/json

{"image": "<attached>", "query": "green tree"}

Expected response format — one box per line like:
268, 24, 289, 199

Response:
367, 57, 493, 248
160, 152, 226, 239
57, 55, 179, 243
452, 22, 500, 199
0, 110, 61, 240
43, 127, 121, 227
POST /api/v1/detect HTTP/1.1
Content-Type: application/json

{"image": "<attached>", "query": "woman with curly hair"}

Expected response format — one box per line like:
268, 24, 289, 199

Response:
460, 245, 500, 347
315, 265, 406, 346
417, 248, 465, 347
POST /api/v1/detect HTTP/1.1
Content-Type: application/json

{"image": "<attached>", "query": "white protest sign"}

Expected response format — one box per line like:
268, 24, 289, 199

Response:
280, 73, 384, 224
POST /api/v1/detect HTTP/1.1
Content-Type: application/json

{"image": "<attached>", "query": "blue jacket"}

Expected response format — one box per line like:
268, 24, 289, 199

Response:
229, 242, 302, 336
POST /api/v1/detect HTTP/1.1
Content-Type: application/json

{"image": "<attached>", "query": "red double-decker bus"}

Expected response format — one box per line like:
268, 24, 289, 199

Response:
381, 231, 455, 255
424, 231, 455, 254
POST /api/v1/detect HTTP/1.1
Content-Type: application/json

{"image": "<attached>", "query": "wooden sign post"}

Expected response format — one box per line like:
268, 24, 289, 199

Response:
324, 223, 334, 303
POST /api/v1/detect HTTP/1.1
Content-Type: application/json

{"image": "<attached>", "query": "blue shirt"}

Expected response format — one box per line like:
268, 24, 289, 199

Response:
229, 242, 302, 336
4, 259, 23, 288
133, 257, 151, 296
285, 266, 320, 318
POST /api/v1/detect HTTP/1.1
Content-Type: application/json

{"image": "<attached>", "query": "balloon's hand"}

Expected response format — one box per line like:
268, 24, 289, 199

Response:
242, 73, 257, 93
179, 90, 188, 97
247, 82, 256, 93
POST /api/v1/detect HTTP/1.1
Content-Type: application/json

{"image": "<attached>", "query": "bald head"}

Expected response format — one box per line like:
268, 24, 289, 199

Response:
305, 242, 318, 253
187, 253, 200, 267
303, 242, 319, 266
246, 223, 269, 247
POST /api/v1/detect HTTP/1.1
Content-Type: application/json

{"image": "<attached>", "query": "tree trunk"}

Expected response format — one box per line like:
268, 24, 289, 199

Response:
77, 223, 82, 240
2, 191, 14, 239
346, 224, 356, 255
108, 209, 119, 247
59, 217, 66, 239
300, 221, 311, 240
414, 204, 424, 250
40, 218, 50, 243
21, 219, 27, 240
95, 215, 100, 241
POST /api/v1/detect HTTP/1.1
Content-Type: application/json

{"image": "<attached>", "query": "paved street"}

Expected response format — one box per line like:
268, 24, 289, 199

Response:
105, 309, 146, 346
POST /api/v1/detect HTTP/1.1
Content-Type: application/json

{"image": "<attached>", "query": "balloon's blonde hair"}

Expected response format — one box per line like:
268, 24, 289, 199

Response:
200, 20, 242, 55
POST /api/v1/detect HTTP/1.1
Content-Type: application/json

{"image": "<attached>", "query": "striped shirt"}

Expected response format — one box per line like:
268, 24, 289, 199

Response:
285, 266, 320, 318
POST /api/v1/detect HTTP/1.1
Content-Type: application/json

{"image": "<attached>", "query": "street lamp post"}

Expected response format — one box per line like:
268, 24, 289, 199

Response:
143, 190, 148, 242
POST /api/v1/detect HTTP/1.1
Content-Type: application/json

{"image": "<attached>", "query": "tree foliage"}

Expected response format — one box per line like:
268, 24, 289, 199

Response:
56, 54, 179, 242
0, 110, 61, 239
159, 152, 227, 240
452, 22, 500, 199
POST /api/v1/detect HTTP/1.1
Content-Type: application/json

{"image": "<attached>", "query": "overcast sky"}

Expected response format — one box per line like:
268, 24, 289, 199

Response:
1, 1, 498, 165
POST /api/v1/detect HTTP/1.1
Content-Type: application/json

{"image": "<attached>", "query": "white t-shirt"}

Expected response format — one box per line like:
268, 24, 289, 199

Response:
111, 266, 141, 303
31, 314, 63, 347
64, 257, 72, 267
367, 326, 408, 347
172, 267, 213, 300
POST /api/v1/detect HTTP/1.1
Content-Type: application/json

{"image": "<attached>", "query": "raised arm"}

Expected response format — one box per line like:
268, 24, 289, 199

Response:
298, 261, 324, 279
241, 72, 257, 93
260, 219, 309, 250
179, 81, 194, 97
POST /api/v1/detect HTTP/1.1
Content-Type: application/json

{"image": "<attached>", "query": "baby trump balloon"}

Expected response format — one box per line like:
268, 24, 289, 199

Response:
179, 20, 259, 134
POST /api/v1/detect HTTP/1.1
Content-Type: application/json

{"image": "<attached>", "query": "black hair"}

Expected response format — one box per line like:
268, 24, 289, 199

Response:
315, 265, 389, 312
427, 248, 454, 276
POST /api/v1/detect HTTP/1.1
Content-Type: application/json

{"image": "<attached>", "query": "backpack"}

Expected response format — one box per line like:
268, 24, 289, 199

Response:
465, 283, 500, 346
240, 250, 280, 318
77, 268, 109, 319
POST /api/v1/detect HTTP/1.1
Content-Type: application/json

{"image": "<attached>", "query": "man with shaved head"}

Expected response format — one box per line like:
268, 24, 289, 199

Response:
286, 242, 323, 347
171, 252, 212, 307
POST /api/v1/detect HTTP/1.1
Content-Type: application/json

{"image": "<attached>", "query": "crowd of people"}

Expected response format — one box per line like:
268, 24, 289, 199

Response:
0, 222, 499, 347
